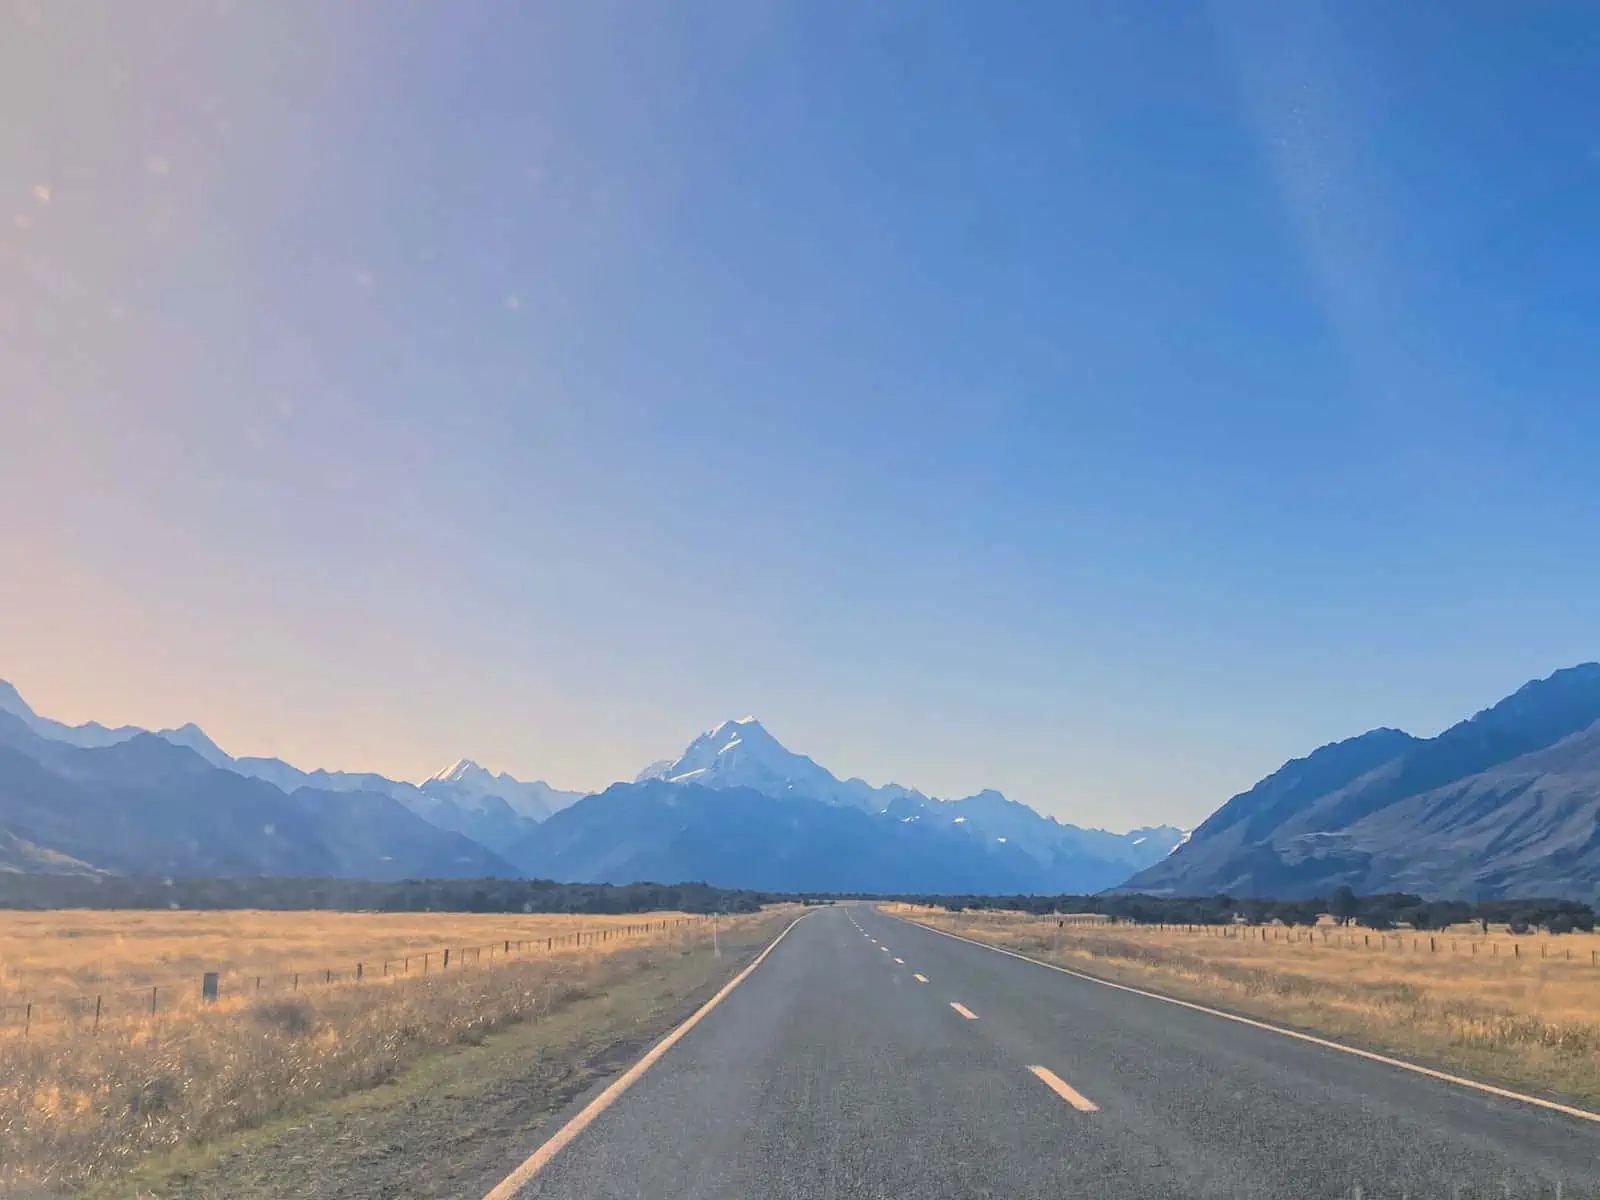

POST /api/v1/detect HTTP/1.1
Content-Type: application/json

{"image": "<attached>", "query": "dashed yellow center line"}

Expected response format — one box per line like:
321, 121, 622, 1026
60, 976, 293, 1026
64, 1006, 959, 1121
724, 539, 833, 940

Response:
1027, 1065, 1099, 1112
914, 973, 928, 983
949, 1001, 978, 1020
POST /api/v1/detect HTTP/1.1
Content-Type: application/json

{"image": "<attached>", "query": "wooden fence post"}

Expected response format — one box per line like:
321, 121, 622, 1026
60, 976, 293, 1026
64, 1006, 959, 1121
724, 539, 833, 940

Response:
443, 949, 451, 969
93, 995, 101, 1035
202, 972, 219, 1004
356, 962, 364, 982
151, 986, 159, 1016
23, 1002, 30, 1038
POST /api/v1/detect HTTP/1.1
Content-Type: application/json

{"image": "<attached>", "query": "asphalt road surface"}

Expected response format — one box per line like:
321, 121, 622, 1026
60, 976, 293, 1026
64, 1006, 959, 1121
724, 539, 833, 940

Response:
498, 905, 1599, 1199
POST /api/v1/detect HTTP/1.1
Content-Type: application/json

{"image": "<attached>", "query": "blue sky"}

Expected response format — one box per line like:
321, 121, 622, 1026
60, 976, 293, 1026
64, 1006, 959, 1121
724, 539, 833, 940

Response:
3, 1, 1598, 827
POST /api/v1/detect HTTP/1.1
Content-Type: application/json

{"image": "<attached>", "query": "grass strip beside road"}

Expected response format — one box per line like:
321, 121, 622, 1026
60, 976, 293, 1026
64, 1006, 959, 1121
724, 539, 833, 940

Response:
892, 906, 1600, 1108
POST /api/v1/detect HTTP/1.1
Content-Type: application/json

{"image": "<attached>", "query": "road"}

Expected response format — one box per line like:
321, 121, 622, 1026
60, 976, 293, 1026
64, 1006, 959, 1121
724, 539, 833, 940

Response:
495, 904, 1599, 1198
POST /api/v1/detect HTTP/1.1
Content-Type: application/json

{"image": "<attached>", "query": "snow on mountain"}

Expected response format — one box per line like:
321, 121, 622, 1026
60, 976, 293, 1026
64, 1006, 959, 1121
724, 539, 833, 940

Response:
640, 717, 918, 811
0, 678, 581, 854
0, 676, 1182, 888
637, 716, 1183, 877
420, 758, 585, 822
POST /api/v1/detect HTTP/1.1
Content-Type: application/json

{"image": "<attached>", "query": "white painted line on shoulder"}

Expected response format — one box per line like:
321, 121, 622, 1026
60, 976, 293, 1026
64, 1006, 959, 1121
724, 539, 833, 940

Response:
949, 1001, 978, 1020
914, 973, 928, 983
893, 957, 905, 964
902, 917, 1600, 1128
481, 913, 811, 1198
1028, 1064, 1099, 1112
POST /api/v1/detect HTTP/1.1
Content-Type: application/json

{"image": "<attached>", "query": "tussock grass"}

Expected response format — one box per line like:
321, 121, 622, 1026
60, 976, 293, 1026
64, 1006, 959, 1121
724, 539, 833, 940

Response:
0, 908, 782, 1193
0, 908, 711, 1010
892, 906, 1600, 1105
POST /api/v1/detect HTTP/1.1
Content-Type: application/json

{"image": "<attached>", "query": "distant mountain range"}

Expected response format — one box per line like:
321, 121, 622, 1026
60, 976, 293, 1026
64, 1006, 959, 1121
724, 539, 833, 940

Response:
0, 712, 512, 879
0, 680, 1181, 892
0, 680, 583, 856
1122, 664, 1600, 904
515, 716, 1184, 892
11, 666, 1600, 900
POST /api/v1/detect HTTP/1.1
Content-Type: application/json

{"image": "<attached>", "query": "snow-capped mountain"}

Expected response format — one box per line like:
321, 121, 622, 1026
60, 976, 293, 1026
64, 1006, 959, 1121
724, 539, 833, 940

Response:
422, 758, 583, 822
0, 678, 581, 854
0, 676, 1183, 892
635, 717, 925, 811
630, 716, 1184, 882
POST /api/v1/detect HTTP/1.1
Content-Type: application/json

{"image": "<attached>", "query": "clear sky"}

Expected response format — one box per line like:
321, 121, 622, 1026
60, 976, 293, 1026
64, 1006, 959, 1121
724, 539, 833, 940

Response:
3, 2, 1598, 829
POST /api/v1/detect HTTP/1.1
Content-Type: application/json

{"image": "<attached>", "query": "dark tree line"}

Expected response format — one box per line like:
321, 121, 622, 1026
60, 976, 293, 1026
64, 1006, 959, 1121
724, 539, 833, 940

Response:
890, 888, 1598, 934
4, 876, 1592, 932
0, 874, 769, 915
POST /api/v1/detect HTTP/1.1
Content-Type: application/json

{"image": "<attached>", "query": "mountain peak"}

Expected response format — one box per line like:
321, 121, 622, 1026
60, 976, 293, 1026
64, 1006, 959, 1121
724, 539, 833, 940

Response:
645, 716, 841, 795
711, 715, 769, 737
427, 758, 486, 785
154, 722, 232, 767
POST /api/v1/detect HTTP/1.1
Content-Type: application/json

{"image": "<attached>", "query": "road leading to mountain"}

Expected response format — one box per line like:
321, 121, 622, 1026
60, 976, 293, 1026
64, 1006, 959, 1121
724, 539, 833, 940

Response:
499, 905, 1599, 1199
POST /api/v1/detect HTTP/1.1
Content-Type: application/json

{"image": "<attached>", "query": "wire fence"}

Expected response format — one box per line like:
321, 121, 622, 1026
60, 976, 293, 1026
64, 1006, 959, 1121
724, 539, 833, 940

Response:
1051, 917, 1600, 967
0, 914, 711, 1037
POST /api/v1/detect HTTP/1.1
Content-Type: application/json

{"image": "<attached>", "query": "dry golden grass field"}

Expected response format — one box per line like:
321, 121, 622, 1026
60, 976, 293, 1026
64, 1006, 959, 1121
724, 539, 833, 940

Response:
0, 908, 719, 1027
892, 906, 1600, 1107
0, 907, 790, 1194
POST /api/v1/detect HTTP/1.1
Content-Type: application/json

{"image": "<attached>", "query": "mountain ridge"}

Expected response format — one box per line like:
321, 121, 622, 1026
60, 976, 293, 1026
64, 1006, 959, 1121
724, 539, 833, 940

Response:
0, 677, 1181, 891
510, 716, 1184, 891
1122, 664, 1600, 902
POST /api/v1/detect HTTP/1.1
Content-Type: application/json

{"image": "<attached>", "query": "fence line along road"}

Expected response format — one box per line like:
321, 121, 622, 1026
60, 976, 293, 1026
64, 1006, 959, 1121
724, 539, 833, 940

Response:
0, 914, 712, 1037
976, 916, 1600, 966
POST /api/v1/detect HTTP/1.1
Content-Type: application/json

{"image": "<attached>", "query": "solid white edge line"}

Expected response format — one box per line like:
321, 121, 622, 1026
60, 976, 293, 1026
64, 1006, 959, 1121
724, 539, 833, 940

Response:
481, 912, 811, 1199
897, 915, 1600, 1127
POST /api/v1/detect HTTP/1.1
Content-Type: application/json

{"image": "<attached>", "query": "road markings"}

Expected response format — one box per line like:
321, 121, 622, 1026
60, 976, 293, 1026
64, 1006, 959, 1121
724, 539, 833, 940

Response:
903, 918, 1600, 1128
880, 946, 890, 953
949, 1001, 978, 1020
1028, 1064, 1099, 1112
914, 973, 928, 983
481, 913, 811, 1199
893, 957, 905, 964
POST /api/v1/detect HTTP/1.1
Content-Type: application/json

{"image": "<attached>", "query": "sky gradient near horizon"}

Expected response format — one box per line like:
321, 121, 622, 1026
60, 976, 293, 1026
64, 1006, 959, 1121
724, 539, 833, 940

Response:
4, 2, 1599, 828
